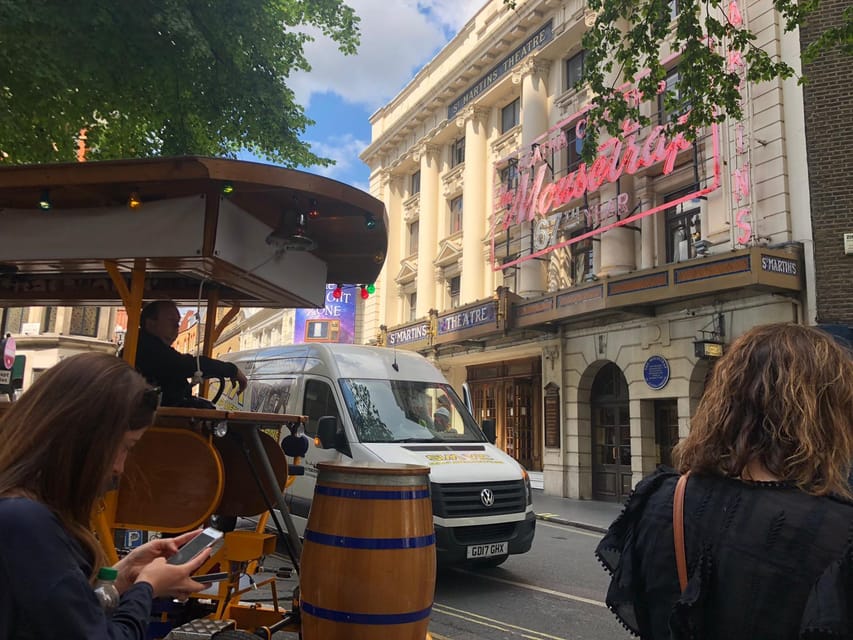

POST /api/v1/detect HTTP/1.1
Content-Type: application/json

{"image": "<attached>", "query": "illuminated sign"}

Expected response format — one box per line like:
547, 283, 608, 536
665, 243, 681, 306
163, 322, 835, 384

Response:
492, 91, 721, 270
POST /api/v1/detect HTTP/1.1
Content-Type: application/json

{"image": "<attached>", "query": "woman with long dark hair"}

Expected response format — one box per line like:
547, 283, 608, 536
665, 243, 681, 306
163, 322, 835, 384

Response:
597, 323, 853, 639
0, 353, 210, 638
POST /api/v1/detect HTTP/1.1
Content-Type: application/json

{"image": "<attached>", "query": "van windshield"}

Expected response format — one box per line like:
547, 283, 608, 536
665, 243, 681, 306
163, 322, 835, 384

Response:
339, 378, 486, 443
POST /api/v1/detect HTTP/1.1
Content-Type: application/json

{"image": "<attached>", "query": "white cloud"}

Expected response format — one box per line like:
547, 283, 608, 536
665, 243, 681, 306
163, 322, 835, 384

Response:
288, 0, 484, 110
305, 133, 370, 182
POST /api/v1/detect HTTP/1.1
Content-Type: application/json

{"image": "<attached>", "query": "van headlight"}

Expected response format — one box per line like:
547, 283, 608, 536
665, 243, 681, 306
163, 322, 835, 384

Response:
522, 468, 532, 505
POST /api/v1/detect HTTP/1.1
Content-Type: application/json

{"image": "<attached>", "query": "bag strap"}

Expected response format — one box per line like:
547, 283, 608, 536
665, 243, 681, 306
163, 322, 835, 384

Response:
673, 471, 691, 592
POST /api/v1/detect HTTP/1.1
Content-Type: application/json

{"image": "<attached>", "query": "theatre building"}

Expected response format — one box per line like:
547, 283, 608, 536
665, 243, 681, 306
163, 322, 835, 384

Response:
360, 0, 813, 500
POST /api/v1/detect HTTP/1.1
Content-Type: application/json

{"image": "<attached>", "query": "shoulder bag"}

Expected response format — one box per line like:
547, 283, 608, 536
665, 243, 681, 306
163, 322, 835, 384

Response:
673, 471, 691, 592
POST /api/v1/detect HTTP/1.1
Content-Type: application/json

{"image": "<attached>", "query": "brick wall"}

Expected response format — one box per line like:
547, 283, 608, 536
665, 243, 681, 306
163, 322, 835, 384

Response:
800, 0, 853, 325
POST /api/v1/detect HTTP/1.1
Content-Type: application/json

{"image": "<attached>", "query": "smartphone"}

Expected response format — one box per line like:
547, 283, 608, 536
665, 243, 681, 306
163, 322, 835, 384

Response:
167, 527, 223, 565
192, 572, 229, 582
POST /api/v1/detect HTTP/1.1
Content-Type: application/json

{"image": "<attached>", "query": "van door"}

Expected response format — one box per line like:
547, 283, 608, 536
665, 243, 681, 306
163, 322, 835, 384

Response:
288, 376, 344, 522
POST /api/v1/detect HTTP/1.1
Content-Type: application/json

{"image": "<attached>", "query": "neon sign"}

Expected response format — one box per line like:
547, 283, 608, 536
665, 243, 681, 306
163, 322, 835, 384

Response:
492, 74, 721, 271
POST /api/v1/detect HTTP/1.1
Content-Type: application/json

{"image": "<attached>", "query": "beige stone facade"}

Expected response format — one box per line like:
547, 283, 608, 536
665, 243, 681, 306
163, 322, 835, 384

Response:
361, 0, 813, 499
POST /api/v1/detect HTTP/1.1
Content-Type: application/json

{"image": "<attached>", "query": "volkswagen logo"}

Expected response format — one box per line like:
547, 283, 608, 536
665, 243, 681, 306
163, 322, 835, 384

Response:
480, 488, 495, 507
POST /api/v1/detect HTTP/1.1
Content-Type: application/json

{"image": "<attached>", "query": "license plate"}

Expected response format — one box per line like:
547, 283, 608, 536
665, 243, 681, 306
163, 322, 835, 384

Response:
0, 371, 9, 385
466, 541, 508, 559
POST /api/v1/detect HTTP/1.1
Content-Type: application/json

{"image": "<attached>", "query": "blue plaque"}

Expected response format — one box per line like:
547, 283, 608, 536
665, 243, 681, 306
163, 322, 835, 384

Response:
643, 355, 670, 390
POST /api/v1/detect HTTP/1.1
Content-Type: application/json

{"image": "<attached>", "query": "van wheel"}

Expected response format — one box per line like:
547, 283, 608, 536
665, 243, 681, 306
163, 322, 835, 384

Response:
469, 554, 508, 568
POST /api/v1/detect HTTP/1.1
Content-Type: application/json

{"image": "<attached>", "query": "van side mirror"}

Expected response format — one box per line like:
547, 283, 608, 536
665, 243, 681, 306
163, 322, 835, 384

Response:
481, 418, 496, 444
317, 415, 351, 456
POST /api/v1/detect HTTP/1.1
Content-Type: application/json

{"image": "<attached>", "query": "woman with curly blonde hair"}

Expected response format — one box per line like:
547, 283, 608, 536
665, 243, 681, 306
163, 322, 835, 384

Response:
597, 323, 853, 639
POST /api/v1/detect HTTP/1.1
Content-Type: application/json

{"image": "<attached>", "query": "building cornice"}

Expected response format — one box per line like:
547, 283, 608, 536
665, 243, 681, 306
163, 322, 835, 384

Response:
361, 0, 557, 163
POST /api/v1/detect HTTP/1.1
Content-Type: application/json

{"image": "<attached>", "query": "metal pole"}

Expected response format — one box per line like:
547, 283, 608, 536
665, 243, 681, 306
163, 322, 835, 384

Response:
244, 426, 303, 567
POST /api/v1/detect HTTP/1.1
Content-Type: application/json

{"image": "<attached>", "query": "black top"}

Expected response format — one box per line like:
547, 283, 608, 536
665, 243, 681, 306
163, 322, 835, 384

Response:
596, 467, 853, 639
134, 328, 237, 406
0, 498, 153, 639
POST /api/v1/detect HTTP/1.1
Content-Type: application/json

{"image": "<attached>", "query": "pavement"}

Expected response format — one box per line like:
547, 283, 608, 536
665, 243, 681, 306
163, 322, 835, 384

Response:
531, 489, 624, 533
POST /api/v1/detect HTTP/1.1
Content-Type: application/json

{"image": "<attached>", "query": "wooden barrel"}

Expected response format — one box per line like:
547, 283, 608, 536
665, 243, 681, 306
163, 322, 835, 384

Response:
300, 461, 435, 640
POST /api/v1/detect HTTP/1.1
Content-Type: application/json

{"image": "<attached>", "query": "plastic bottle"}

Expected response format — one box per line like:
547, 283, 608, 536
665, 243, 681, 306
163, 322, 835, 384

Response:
93, 567, 120, 613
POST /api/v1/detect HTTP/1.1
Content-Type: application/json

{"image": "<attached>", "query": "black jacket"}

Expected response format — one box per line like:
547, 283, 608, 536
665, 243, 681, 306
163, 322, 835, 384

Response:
133, 328, 237, 407
0, 497, 153, 639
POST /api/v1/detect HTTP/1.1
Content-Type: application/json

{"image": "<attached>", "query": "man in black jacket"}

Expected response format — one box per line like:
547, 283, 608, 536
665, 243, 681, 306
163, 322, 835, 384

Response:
134, 300, 247, 407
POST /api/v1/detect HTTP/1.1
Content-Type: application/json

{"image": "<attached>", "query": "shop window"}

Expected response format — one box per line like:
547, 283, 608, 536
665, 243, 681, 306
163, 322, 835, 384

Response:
408, 292, 418, 321
450, 137, 465, 168
664, 185, 701, 263
449, 196, 463, 234
565, 50, 586, 91
500, 161, 519, 191
448, 276, 460, 309
411, 170, 420, 196
69, 307, 100, 338
501, 98, 519, 133
408, 220, 419, 255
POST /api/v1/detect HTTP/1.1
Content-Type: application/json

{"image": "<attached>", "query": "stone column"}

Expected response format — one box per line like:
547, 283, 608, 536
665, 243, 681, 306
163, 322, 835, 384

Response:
460, 106, 490, 304
415, 143, 441, 317
636, 177, 656, 270
380, 170, 405, 328
516, 57, 551, 298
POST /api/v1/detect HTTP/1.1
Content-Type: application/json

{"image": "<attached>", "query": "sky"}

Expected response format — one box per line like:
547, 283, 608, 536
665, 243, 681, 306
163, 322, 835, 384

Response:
240, 0, 485, 191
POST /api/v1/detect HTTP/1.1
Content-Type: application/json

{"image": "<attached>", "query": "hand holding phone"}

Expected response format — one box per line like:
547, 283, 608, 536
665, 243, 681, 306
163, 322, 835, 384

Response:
191, 571, 229, 582
167, 527, 223, 565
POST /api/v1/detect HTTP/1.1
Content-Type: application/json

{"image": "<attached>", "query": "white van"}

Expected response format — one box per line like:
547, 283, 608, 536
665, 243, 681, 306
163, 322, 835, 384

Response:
215, 343, 535, 567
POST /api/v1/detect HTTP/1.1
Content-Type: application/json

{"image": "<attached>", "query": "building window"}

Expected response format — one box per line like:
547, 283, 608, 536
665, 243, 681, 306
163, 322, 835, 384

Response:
408, 292, 418, 321
3, 308, 24, 334
450, 137, 465, 168
570, 234, 594, 284
669, 0, 680, 20
500, 161, 519, 191
664, 186, 701, 263
564, 125, 582, 173
501, 98, 520, 133
411, 170, 420, 196
408, 220, 419, 255
659, 67, 682, 124
448, 276, 461, 309
41, 307, 57, 333
565, 51, 586, 90
449, 196, 463, 234
69, 307, 100, 337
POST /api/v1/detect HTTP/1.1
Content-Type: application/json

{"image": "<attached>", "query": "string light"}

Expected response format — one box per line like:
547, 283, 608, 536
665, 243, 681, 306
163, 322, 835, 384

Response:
222, 182, 234, 196
308, 198, 320, 218
38, 190, 51, 211
332, 285, 343, 300
127, 191, 142, 210
366, 283, 375, 294
360, 286, 369, 300
364, 214, 377, 230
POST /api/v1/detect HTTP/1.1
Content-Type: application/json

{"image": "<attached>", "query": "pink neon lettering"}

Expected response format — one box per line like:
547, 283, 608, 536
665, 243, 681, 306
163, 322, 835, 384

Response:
728, 0, 743, 26
500, 120, 694, 227
736, 209, 751, 244
732, 163, 750, 201
727, 50, 745, 74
